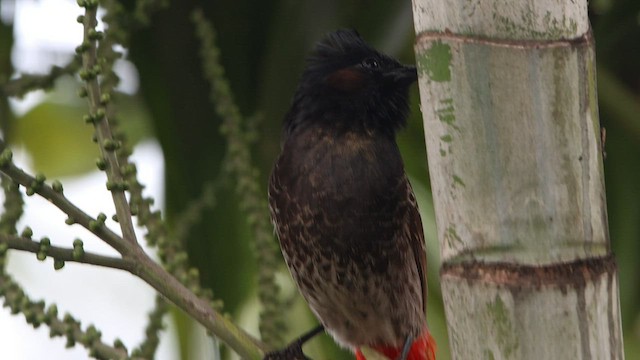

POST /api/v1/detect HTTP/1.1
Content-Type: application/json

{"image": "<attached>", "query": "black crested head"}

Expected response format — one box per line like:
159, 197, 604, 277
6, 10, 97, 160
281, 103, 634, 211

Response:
284, 29, 417, 138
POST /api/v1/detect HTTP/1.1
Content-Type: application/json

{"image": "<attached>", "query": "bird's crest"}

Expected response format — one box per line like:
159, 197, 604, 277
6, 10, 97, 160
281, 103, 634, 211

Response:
284, 29, 416, 137
306, 29, 377, 75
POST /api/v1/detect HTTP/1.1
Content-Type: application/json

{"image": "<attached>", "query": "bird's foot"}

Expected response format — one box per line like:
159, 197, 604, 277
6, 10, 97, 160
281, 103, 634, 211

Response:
263, 344, 309, 360
263, 325, 324, 360
398, 335, 413, 360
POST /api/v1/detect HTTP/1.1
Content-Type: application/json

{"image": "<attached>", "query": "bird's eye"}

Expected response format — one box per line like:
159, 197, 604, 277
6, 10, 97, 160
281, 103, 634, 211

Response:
361, 57, 379, 69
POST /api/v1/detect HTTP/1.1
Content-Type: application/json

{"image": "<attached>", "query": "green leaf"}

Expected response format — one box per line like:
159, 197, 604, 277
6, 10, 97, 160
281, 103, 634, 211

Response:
12, 101, 99, 177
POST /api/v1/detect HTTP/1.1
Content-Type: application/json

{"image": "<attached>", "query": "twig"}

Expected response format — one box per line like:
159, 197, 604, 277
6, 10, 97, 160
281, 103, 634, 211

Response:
192, 9, 286, 347
0, 234, 134, 271
79, 4, 138, 246
132, 294, 169, 358
0, 144, 264, 359
128, 245, 266, 359
0, 57, 82, 97
0, 3, 269, 358
0, 175, 23, 235
0, 271, 138, 359
171, 181, 218, 244
0, 142, 130, 255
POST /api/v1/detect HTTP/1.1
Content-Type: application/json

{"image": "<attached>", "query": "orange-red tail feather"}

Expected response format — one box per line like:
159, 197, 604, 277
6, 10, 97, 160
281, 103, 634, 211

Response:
356, 331, 436, 360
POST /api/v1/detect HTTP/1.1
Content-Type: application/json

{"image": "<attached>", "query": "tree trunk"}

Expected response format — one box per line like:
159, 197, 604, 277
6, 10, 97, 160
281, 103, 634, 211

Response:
411, 0, 625, 358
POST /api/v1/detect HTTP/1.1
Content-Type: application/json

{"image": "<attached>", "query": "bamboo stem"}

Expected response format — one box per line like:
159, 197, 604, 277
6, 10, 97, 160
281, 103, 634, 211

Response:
412, 0, 624, 358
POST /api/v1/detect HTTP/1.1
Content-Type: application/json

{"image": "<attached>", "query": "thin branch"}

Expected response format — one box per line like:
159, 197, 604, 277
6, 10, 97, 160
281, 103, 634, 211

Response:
0, 57, 82, 98
132, 294, 169, 358
0, 141, 130, 255
0, 175, 23, 235
0, 270, 139, 360
79, 5, 139, 246
0, 3, 268, 358
0, 234, 134, 271
127, 245, 266, 359
119, 141, 224, 299
192, 9, 286, 347
0, 142, 265, 360
171, 181, 217, 244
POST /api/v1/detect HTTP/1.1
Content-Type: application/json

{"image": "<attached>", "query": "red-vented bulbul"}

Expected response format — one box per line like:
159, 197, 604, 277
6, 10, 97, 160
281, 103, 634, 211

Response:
268, 29, 435, 360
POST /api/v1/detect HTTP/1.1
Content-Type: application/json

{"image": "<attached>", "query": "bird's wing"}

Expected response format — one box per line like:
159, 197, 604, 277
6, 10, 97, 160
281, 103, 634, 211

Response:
405, 177, 428, 316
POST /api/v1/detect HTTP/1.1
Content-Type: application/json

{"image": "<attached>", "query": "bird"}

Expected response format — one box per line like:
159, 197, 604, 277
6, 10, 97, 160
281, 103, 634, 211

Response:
268, 29, 436, 360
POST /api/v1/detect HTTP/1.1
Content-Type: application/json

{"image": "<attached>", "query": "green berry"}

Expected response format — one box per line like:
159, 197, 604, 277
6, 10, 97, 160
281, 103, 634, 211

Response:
52, 180, 63, 193
79, 69, 94, 81
94, 108, 105, 120
72, 247, 84, 261
40, 237, 51, 249
88, 29, 103, 41
96, 158, 107, 170
103, 139, 118, 151
21, 227, 33, 238
0, 149, 13, 167
88, 220, 101, 232
54, 259, 65, 270
47, 304, 58, 318
113, 338, 126, 350
35, 173, 46, 184
100, 93, 111, 105
75, 42, 90, 54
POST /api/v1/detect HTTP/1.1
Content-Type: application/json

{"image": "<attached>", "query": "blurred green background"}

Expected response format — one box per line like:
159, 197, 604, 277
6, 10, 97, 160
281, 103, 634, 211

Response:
0, 0, 638, 359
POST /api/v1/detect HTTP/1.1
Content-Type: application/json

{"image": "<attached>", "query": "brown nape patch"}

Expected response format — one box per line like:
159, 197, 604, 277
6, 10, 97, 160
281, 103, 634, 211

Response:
326, 68, 365, 92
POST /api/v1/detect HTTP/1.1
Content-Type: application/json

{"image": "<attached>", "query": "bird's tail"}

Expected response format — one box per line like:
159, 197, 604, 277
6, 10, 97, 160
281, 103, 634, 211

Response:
355, 331, 436, 360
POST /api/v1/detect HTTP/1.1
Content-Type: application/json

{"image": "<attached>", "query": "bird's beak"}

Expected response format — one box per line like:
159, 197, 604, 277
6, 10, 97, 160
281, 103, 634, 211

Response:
385, 65, 418, 86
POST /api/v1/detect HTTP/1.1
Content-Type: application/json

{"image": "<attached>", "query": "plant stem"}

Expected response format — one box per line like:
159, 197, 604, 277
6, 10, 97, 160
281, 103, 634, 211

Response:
80, 6, 138, 246
0, 234, 134, 271
129, 245, 266, 359
0, 146, 267, 359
